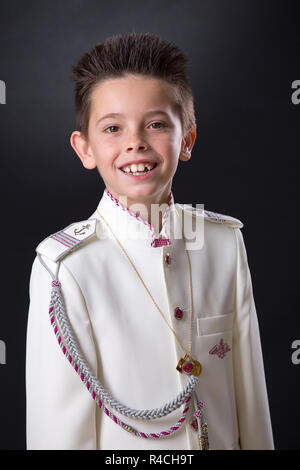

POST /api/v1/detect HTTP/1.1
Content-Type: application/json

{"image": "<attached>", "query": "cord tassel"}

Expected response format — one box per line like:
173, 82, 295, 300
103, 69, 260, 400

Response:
193, 391, 209, 450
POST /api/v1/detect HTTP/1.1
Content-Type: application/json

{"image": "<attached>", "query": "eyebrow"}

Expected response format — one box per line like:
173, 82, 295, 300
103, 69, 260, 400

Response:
96, 110, 170, 126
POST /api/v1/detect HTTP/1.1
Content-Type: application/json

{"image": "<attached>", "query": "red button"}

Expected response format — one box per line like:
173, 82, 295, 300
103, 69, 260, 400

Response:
165, 254, 171, 265
174, 307, 183, 320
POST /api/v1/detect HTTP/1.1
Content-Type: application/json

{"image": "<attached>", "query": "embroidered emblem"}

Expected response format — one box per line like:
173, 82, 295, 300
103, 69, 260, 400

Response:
36, 218, 98, 263
74, 224, 91, 236
209, 338, 231, 359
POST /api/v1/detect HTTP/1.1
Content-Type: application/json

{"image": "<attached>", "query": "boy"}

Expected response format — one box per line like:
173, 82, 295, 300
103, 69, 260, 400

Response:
26, 32, 274, 450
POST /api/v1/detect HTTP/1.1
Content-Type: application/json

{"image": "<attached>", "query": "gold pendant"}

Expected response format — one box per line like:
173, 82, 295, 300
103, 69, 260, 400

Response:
176, 354, 202, 376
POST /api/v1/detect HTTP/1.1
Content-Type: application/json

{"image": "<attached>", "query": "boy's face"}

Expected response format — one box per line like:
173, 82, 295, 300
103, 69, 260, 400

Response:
71, 74, 196, 207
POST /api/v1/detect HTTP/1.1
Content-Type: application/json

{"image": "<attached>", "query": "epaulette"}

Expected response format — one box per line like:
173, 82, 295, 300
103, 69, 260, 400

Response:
176, 204, 243, 229
36, 218, 98, 262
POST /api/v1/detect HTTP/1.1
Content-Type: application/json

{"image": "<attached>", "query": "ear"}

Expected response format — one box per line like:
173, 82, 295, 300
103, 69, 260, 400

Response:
179, 124, 197, 162
70, 131, 97, 170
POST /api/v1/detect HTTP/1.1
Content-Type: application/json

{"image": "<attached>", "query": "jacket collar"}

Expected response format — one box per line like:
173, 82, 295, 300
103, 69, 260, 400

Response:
93, 188, 175, 248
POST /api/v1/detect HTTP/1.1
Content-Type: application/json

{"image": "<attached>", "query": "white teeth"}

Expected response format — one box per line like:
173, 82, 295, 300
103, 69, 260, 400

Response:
121, 162, 155, 173
137, 163, 145, 171
145, 163, 154, 170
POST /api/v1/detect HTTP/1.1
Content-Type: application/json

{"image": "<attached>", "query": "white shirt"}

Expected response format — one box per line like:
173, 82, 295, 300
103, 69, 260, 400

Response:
26, 188, 274, 450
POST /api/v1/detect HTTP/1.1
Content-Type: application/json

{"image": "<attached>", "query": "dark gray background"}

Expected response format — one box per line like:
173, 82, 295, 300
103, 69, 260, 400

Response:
0, 0, 299, 450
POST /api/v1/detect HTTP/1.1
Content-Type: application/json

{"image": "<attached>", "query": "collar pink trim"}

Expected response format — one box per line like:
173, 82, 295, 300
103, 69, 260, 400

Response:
104, 188, 174, 247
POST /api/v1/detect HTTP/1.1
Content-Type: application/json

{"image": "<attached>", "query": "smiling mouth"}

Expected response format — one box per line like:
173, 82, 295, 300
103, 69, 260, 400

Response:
119, 162, 158, 176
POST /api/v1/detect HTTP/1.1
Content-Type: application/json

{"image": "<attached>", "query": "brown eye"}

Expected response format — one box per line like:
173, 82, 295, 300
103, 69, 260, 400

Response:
149, 122, 165, 129
105, 125, 119, 133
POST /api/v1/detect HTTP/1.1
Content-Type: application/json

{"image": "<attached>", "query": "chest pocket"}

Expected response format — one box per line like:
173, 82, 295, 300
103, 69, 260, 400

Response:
196, 312, 234, 336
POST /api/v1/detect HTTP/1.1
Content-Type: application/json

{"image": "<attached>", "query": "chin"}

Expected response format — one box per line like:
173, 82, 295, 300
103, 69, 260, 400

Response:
128, 187, 159, 201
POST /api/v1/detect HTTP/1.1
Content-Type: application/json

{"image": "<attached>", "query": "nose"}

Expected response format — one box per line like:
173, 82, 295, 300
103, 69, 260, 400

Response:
126, 131, 148, 153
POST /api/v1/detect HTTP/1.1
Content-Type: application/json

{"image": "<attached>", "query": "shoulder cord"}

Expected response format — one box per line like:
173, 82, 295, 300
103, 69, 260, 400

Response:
37, 254, 200, 437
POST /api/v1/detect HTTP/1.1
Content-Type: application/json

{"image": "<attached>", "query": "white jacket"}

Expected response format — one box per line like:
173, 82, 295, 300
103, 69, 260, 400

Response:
26, 189, 274, 450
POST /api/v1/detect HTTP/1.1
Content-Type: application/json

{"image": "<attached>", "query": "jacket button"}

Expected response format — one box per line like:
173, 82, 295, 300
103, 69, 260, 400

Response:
165, 253, 171, 265
174, 307, 184, 320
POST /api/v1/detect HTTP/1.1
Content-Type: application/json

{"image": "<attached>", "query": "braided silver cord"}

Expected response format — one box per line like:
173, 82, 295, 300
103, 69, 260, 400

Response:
51, 282, 199, 420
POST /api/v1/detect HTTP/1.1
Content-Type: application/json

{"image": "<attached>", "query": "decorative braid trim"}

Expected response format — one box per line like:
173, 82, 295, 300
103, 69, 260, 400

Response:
50, 231, 80, 249
49, 280, 199, 439
104, 188, 174, 247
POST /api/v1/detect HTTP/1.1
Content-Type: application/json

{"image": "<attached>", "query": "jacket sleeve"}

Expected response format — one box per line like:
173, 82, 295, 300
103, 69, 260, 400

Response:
26, 255, 98, 450
232, 228, 274, 450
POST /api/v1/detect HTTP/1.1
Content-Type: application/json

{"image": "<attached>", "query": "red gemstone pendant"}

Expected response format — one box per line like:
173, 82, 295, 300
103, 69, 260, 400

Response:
183, 361, 194, 374
176, 354, 202, 376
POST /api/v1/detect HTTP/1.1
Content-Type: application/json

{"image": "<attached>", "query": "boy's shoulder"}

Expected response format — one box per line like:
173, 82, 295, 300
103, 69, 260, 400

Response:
36, 217, 98, 263
175, 203, 243, 229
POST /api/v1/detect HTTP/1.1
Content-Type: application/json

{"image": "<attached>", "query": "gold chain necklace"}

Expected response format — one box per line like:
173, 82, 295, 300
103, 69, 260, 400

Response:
96, 208, 202, 377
